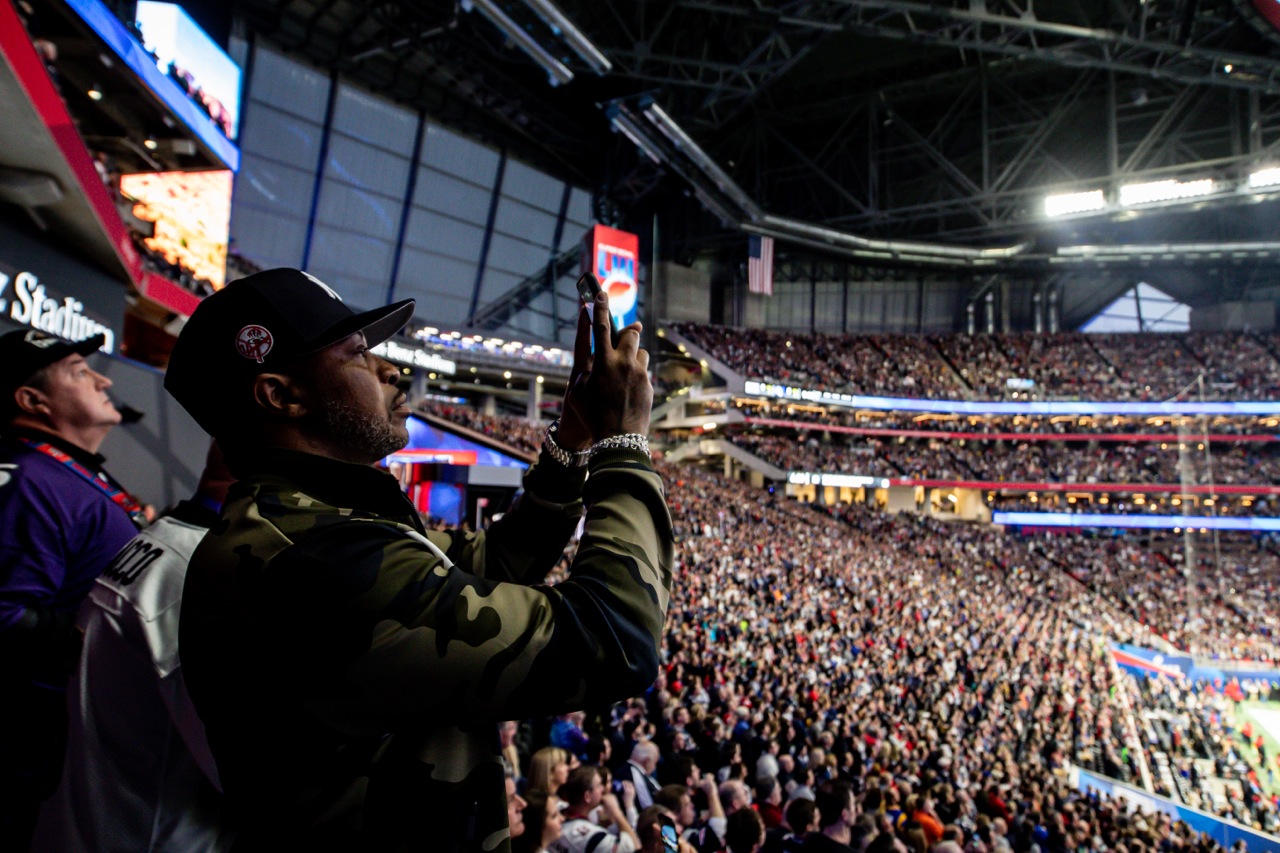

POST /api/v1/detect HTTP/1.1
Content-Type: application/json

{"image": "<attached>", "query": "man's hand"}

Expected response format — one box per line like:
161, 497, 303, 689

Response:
601, 792, 625, 820
619, 780, 636, 811
555, 306, 594, 451
563, 291, 652, 444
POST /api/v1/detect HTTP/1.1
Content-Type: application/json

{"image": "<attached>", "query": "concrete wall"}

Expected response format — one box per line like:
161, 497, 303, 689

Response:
1190, 300, 1277, 332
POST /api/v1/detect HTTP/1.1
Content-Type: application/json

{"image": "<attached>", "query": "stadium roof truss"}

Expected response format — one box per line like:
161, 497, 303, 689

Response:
233, 0, 1280, 321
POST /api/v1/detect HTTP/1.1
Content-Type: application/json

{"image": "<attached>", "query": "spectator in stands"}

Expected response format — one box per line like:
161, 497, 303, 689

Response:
32, 442, 235, 852
508, 773, 528, 842
551, 712, 591, 760
726, 807, 767, 853
554, 766, 640, 853
530, 747, 575, 797
516, 792, 565, 853
626, 741, 663, 810
0, 330, 143, 849
803, 780, 859, 852
163, 271, 672, 849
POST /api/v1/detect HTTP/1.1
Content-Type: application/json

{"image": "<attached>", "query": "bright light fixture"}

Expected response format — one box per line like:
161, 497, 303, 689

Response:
1044, 190, 1106, 217
1249, 167, 1280, 189
1119, 178, 1214, 206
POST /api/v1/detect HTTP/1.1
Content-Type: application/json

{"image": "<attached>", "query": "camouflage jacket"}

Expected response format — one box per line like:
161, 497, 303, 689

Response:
179, 446, 672, 852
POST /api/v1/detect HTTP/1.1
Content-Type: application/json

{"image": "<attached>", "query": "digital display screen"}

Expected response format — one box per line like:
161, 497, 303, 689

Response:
120, 170, 233, 288
742, 380, 1280, 416
587, 224, 640, 332
63, 0, 239, 169
134, 1, 241, 141
993, 511, 1280, 532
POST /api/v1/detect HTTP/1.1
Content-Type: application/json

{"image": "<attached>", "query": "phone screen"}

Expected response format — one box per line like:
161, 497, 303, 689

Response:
576, 272, 621, 349
661, 824, 679, 852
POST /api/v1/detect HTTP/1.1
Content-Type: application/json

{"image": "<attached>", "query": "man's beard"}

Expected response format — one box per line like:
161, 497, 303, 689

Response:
317, 398, 407, 462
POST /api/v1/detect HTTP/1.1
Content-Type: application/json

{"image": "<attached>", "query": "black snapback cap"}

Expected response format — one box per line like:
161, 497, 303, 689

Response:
2, 329, 108, 419
164, 268, 414, 437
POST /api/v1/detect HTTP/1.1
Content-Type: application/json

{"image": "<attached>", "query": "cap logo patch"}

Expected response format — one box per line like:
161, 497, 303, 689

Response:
235, 325, 274, 363
24, 331, 57, 348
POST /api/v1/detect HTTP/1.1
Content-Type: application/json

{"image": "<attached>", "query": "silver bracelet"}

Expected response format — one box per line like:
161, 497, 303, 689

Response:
543, 419, 590, 468
589, 433, 651, 460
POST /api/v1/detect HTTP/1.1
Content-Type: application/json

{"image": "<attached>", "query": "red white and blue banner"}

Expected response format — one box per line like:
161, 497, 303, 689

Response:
748, 235, 774, 296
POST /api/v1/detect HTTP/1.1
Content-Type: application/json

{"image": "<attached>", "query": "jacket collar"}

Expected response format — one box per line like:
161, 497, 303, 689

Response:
6, 427, 107, 470
228, 447, 424, 531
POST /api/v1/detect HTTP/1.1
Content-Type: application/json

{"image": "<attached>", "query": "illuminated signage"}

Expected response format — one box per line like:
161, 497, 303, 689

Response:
741, 380, 1280, 416
788, 471, 891, 489
586, 224, 640, 331
0, 270, 115, 353
135, 1, 242, 141
121, 170, 233, 288
372, 340, 457, 374
386, 449, 478, 465
63, 0, 239, 170
993, 511, 1280, 532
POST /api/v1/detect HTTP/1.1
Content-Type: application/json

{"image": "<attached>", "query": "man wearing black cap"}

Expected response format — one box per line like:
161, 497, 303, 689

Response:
164, 268, 672, 852
0, 328, 144, 849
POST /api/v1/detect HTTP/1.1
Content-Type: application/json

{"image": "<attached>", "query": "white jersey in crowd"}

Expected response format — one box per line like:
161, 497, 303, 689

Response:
31, 504, 233, 853
550, 817, 639, 853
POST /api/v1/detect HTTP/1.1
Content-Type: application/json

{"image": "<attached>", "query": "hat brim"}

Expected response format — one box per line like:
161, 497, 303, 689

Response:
69, 334, 108, 357
306, 299, 416, 355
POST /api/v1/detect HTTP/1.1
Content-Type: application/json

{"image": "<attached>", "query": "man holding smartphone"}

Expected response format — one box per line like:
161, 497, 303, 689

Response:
162, 268, 672, 852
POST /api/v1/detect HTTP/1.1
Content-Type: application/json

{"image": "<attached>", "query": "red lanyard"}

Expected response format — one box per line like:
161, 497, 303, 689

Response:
19, 438, 147, 529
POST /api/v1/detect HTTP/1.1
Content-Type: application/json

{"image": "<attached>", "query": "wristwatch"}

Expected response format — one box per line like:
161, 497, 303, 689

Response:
544, 419, 591, 468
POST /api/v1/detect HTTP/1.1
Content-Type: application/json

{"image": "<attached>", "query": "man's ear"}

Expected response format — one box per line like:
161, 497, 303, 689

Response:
12, 386, 49, 417
251, 372, 309, 419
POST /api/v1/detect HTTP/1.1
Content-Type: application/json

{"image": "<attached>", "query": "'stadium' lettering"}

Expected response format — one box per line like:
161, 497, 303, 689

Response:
100, 539, 164, 586
9, 271, 115, 353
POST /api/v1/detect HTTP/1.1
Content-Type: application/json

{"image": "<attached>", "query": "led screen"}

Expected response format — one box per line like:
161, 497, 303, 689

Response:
120, 170, 233, 288
587, 224, 640, 332
134, 1, 241, 141
993, 511, 1280, 532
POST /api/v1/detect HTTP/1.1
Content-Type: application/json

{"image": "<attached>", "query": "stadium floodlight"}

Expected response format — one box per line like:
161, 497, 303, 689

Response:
463, 0, 574, 86
1248, 167, 1280, 190
1044, 190, 1106, 218
1119, 178, 1214, 206
607, 109, 664, 165
519, 0, 611, 74
640, 101, 763, 221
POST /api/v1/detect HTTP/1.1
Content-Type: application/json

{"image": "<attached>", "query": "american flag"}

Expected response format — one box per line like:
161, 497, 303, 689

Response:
748, 235, 774, 296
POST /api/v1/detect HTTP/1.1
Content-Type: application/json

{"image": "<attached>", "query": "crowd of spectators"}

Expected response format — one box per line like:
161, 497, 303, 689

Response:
423, 403, 1280, 852
416, 399, 544, 456
990, 495, 1274, 518
723, 428, 1280, 488
733, 404, 1280, 440
669, 324, 1280, 402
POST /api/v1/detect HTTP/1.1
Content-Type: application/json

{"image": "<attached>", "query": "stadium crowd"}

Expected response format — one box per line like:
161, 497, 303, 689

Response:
731, 405, 1280, 439
427, 405, 1280, 852
723, 429, 1280, 488
668, 324, 1280, 402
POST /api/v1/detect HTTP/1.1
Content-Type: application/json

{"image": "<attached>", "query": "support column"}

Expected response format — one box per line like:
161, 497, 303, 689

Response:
526, 380, 543, 422
481, 394, 497, 416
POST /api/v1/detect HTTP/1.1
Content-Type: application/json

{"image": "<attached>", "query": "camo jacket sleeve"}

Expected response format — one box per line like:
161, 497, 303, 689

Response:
423, 452, 588, 586
234, 447, 672, 728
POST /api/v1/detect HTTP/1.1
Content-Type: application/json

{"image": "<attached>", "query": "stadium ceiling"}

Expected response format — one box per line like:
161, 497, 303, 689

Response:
234, 0, 1280, 272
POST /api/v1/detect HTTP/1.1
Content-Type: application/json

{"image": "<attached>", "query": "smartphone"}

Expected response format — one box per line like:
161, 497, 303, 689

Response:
576, 271, 622, 349
658, 814, 679, 852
